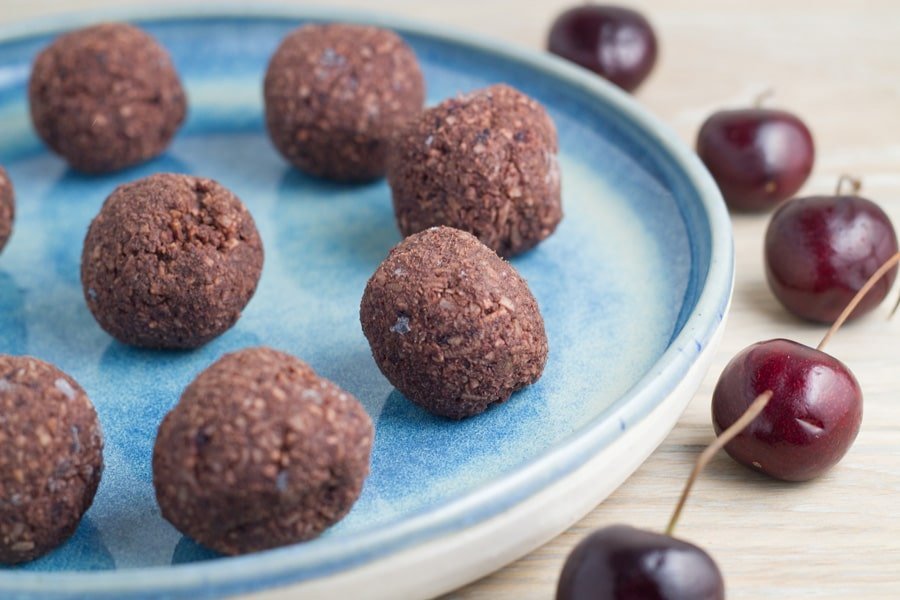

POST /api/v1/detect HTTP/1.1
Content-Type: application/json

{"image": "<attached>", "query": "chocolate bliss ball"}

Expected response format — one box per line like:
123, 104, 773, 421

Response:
0, 166, 13, 253
264, 23, 425, 181
387, 84, 562, 257
0, 356, 103, 565
153, 347, 373, 555
81, 173, 264, 349
29, 23, 186, 173
360, 227, 548, 419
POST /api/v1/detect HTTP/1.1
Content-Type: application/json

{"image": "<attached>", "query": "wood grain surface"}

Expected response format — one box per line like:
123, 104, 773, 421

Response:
8, 2, 900, 598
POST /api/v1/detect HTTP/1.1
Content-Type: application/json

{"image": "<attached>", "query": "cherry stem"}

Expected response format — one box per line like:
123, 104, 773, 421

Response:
754, 88, 774, 108
665, 390, 773, 537
817, 251, 900, 351
835, 174, 862, 196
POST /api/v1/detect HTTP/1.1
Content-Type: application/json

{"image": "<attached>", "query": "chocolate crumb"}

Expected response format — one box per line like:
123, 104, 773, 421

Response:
0, 166, 13, 253
0, 356, 103, 565
264, 23, 425, 181
28, 23, 186, 173
81, 173, 264, 349
387, 84, 563, 257
153, 347, 373, 555
360, 226, 548, 419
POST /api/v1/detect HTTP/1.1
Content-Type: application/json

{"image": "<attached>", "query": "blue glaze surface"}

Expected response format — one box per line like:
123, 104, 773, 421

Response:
0, 9, 731, 599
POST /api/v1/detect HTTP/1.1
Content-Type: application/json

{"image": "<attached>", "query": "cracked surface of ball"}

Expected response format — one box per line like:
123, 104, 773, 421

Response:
28, 23, 186, 173
0, 166, 13, 253
153, 347, 374, 555
264, 23, 425, 181
0, 356, 104, 565
81, 173, 264, 349
387, 84, 562, 257
360, 226, 548, 419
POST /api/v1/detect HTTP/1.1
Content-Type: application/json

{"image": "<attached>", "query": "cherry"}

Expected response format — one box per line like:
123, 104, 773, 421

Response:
556, 525, 724, 600
765, 177, 899, 323
547, 4, 658, 92
712, 339, 862, 481
557, 392, 774, 600
696, 104, 814, 212
713, 251, 900, 481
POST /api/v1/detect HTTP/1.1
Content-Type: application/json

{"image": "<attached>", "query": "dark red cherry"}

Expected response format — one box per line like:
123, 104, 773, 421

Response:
712, 339, 862, 482
548, 5, 658, 92
696, 109, 814, 212
765, 193, 899, 323
556, 525, 724, 600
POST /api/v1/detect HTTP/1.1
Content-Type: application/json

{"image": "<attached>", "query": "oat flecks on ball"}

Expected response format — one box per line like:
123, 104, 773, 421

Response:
0, 356, 104, 565
387, 84, 563, 257
264, 23, 426, 181
153, 347, 374, 556
81, 173, 264, 349
28, 23, 186, 173
0, 166, 14, 253
360, 226, 549, 419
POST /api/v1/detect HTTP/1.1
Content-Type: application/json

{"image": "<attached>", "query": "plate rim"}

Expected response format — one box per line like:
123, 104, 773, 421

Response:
0, 3, 733, 596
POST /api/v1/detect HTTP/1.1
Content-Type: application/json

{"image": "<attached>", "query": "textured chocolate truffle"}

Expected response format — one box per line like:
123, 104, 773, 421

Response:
360, 226, 548, 419
153, 347, 374, 555
0, 166, 13, 253
387, 84, 562, 257
29, 23, 186, 173
264, 23, 425, 181
81, 173, 264, 349
0, 356, 104, 565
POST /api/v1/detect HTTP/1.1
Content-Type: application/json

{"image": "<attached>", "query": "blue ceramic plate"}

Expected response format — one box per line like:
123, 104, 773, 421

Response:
0, 6, 731, 599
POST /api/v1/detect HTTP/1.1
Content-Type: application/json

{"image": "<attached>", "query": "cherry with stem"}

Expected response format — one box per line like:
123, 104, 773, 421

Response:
696, 96, 815, 212
765, 176, 898, 323
556, 391, 773, 600
715, 250, 900, 482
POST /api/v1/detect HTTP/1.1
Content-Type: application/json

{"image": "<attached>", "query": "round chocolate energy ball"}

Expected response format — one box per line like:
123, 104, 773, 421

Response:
388, 84, 562, 257
81, 173, 264, 349
29, 23, 186, 173
0, 355, 104, 565
0, 166, 14, 253
153, 347, 373, 555
360, 226, 548, 419
264, 23, 425, 181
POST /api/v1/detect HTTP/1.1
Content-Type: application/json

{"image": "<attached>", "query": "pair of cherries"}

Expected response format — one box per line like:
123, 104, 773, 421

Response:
546, 5, 808, 206
547, 4, 899, 599
695, 90, 897, 330
556, 254, 898, 599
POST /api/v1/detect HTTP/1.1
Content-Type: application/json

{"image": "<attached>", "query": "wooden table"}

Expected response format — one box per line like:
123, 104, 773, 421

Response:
13, 1, 900, 598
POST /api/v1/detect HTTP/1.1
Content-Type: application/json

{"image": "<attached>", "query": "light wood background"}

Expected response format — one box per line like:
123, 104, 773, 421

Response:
7, 1, 900, 598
